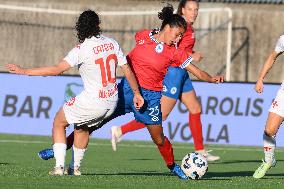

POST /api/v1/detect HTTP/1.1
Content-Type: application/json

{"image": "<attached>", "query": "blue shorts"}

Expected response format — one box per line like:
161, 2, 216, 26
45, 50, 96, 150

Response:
162, 66, 194, 99
110, 78, 162, 125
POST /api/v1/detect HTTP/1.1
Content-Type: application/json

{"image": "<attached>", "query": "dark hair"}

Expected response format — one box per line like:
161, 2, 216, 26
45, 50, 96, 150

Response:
75, 10, 101, 43
158, 4, 187, 31
177, 0, 199, 16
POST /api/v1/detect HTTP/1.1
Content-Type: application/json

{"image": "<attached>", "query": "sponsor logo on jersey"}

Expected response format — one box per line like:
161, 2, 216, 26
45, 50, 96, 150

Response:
170, 87, 177, 95
155, 44, 163, 53
151, 116, 159, 122
99, 84, 118, 99
138, 39, 144, 45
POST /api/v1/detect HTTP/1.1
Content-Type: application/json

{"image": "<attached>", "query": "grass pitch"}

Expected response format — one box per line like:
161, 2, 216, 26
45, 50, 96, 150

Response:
0, 134, 284, 189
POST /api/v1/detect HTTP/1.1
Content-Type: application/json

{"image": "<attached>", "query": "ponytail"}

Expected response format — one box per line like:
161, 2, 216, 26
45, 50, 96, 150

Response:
158, 4, 187, 31
158, 4, 174, 21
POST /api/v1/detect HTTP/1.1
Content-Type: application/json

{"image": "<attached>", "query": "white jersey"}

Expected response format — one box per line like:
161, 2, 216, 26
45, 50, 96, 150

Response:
275, 35, 284, 53
63, 35, 127, 125
269, 35, 284, 117
64, 35, 127, 100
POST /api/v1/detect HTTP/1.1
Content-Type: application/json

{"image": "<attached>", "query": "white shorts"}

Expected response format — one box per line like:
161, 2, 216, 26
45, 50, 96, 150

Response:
63, 91, 117, 128
269, 82, 284, 117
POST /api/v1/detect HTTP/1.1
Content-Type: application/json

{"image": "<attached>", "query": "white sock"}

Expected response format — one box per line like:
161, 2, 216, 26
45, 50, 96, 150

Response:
53, 143, 67, 168
70, 146, 86, 169
263, 132, 276, 164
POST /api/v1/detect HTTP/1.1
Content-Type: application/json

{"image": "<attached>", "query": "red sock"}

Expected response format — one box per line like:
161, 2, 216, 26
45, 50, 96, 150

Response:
121, 120, 146, 135
189, 112, 204, 151
66, 131, 74, 150
157, 137, 175, 168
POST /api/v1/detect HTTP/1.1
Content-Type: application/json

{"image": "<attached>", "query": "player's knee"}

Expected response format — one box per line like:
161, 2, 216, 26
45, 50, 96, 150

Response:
152, 137, 164, 146
188, 103, 201, 114
264, 128, 277, 137
53, 122, 66, 130
53, 118, 68, 129
155, 140, 164, 146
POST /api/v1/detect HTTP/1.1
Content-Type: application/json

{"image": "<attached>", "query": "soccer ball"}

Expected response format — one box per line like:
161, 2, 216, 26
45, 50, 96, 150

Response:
181, 152, 208, 180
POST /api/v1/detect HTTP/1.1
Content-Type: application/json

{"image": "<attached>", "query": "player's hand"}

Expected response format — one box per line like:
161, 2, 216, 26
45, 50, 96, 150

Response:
254, 80, 264, 93
5, 64, 26, 75
191, 52, 203, 62
133, 93, 144, 110
211, 75, 224, 83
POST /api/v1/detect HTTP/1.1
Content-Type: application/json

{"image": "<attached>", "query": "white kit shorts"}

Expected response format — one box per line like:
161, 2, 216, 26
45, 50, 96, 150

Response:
269, 81, 284, 117
63, 91, 117, 128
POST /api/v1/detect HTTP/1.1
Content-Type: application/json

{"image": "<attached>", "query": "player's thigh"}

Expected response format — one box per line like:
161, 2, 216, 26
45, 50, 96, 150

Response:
54, 107, 69, 128
265, 112, 284, 136
180, 89, 201, 114
161, 95, 177, 121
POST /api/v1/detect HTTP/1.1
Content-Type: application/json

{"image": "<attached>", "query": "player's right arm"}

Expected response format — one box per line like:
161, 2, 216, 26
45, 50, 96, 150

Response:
255, 51, 282, 93
120, 62, 144, 110
5, 45, 80, 76
6, 60, 71, 76
255, 35, 284, 93
115, 41, 144, 110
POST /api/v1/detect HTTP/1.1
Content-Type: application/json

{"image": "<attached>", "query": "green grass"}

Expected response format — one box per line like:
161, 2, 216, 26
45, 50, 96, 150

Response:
0, 134, 284, 189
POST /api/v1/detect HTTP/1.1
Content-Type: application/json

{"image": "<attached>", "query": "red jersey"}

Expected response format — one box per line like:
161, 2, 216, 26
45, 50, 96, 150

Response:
127, 29, 193, 91
178, 24, 195, 53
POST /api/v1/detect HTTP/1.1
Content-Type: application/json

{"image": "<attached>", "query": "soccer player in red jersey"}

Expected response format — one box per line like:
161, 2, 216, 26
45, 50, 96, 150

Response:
105, 5, 223, 179
111, 0, 220, 161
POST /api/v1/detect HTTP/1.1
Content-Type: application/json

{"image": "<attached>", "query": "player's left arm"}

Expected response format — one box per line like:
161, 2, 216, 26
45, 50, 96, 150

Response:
176, 50, 224, 83
6, 60, 71, 76
185, 63, 224, 83
116, 43, 144, 110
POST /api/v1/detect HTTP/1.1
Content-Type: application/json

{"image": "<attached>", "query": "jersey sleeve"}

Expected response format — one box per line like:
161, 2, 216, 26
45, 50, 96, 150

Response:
110, 39, 127, 66
275, 35, 284, 53
171, 48, 193, 69
116, 44, 128, 66
63, 46, 80, 67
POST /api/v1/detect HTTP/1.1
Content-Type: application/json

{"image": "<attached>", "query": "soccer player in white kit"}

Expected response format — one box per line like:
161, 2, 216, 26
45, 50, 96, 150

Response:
253, 35, 284, 179
6, 10, 144, 176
